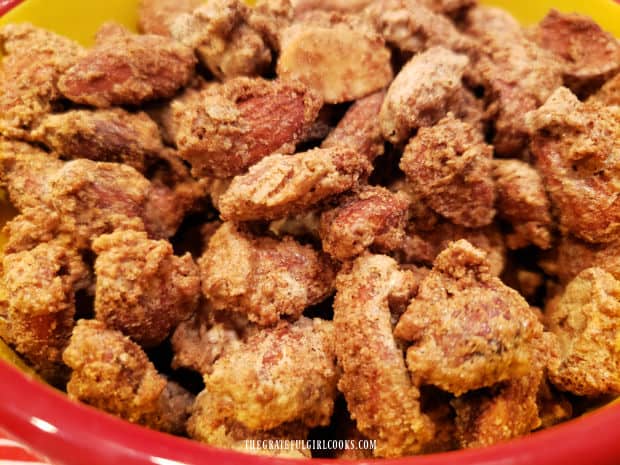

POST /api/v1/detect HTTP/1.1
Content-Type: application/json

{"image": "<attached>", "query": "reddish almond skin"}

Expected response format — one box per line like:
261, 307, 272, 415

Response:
533, 10, 620, 94
59, 32, 196, 107
322, 90, 385, 161
174, 77, 323, 178
237, 92, 307, 163
319, 186, 409, 261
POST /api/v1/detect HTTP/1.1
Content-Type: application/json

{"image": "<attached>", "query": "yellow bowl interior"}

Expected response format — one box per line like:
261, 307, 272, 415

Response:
0, 0, 618, 407
0, 0, 141, 44
482, 0, 620, 36
0, 0, 618, 43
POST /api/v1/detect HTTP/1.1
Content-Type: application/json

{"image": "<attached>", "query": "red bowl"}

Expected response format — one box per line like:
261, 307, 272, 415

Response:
2, 360, 620, 465
1, 0, 620, 463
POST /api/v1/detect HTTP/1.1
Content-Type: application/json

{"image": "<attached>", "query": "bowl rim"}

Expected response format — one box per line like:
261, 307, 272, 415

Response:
0, 0, 21, 18
1, 360, 620, 465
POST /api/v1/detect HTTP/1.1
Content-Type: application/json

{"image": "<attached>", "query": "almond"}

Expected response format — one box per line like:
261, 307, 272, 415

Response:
138, 0, 204, 36
322, 90, 385, 161
58, 26, 196, 107
380, 46, 469, 145
277, 13, 392, 103
218, 146, 372, 221
532, 10, 620, 95
173, 77, 323, 178
32, 108, 164, 172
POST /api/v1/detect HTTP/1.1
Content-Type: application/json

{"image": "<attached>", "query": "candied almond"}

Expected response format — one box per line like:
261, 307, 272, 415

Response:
32, 108, 164, 172
173, 77, 323, 178
526, 87, 620, 244
399, 114, 495, 228
334, 254, 435, 457
59, 24, 196, 107
321, 90, 386, 162
395, 240, 546, 395
171, 0, 272, 79
546, 268, 620, 396
138, 0, 204, 36
0, 23, 85, 138
319, 185, 410, 261
199, 222, 336, 326
218, 146, 372, 221
380, 46, 469, 144
532, 10, 620, 95
277, 12, 393, 103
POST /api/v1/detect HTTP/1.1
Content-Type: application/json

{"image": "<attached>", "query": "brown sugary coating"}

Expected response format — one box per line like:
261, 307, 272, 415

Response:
2, 207, 62, 255
449, 316, 560, 448
321, 90, 385, 162
94, 22, 130, 42
172, 77, 323, 178
446, 86, 487, 134
334, 254, 435, 457
199, 222, 336, 326
171, 308, 249, 375
398, 220, 506, 276
0, 23, 84, 139
32, 109, 164, 172
363, 0, 475, 56
464, 5, 522, 40
52, 155, 201, 242
218, 146, 372, 221
293, 0, 373, 16
0, 136, 42, 156
138, 0, 204, 36
546, 268, 620, 396
171, 0, 272, 79
59, 24, 196, 107
400, 114, 495, 228
277, 12, 393, 104
526, 87, 620, 244
319, 186, 410, 261
532, 10, 620, 95
0, 147, 63, 211
387, 177, 445, 232
92, 230, 200, 348
202, 317, 338, 431
200, 221, 225, 250
547, 235, 620, 285
142, 188, 204, 241
63, 320, 194, 434
380, 47, 469, 145
1, 242, 89, 382
247, 0, 295, 51
47, 159, 152, 248
188, 391, 310, 458
395, 240, 545, 395
147, 86, 202, 147
452, 374, 543, 449
493, 159, 553, 250
0, 149, 186, 245
465, 6, 563, 156
590, 72, 620, 107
